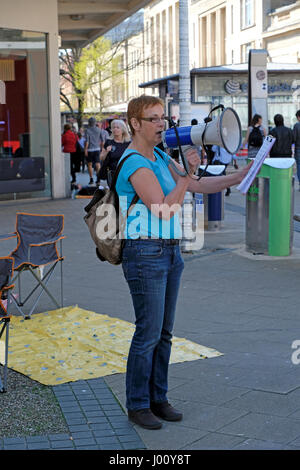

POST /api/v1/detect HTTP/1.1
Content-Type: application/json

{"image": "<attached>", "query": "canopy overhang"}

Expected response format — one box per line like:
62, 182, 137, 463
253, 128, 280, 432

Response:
58, 0, 150, 48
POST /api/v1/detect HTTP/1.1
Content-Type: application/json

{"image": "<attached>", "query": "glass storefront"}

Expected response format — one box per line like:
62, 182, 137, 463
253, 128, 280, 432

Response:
0, 28, 51, 201
193, 72, 300, 136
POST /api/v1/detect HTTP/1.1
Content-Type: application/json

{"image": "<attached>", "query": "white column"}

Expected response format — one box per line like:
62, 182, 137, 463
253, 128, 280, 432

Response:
216, 9, 221, 65
179, 0, 191, 126
206, 13, 212, 67
173, 2, 177, 73
179, 0, 195, 252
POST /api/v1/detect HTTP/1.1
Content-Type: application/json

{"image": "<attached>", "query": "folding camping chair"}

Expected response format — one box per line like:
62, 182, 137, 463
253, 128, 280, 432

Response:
0, 257, 14, 392
0, 213, 65, 319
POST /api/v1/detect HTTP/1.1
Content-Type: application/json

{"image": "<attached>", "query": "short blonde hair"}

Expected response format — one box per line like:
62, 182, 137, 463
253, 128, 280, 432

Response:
127, 95, 164, 135
111, 119, 131, 142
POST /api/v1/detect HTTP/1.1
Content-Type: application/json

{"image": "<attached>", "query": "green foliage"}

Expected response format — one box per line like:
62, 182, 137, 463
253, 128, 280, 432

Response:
60, 36, 125, 125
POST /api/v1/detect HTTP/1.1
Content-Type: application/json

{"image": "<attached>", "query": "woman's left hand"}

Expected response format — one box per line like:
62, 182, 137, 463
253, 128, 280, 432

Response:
185, 148, 201, 175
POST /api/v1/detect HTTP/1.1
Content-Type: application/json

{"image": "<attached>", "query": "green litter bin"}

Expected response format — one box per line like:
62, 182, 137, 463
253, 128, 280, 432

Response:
246, 158, 295, 256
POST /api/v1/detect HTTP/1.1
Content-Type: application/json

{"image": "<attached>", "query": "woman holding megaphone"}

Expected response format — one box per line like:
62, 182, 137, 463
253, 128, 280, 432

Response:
116, 95, 252, 430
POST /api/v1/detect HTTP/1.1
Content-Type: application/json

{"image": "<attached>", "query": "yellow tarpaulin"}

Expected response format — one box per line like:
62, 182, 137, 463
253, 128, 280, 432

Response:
0, 305, 222, 386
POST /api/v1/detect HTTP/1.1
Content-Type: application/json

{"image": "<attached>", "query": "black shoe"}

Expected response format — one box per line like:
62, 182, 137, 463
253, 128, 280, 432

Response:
128, 408, 162, 430
225, 188, 231, 196
150, 401, 183, 422
88, 178, 94, 186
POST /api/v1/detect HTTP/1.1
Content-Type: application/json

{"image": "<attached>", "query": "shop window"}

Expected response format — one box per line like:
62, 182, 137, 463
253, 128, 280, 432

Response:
0, 28, 51, 200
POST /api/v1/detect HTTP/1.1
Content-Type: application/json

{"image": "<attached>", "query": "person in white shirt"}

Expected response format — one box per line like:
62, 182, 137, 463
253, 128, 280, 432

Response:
212, 145, 239, 196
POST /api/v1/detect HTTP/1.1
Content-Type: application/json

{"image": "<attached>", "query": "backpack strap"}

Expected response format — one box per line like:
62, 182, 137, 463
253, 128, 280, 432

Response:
110, 152, 142, 215
153, 146, 166, 160
111, 149, 165, 213
110, 152, 140, 191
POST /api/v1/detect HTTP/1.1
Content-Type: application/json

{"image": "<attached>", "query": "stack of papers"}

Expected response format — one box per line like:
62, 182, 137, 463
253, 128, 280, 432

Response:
237, 135, 276, 194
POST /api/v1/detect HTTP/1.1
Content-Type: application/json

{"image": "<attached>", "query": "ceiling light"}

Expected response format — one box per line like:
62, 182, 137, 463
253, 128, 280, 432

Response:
70, 14, 84, 21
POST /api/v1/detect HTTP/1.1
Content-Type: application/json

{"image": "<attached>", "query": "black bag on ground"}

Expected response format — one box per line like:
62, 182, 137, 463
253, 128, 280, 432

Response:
77, 185, 100, 196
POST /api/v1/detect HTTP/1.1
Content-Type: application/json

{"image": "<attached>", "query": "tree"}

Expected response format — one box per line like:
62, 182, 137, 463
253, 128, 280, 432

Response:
60, 47, 85, 128
59, 34, 146, 128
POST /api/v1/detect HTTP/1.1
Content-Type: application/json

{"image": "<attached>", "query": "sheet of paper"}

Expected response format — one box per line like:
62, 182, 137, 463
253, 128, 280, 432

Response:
237, 135, 276, 195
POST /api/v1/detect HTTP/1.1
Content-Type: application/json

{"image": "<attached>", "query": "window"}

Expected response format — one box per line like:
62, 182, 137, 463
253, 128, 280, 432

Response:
241, 42, 253, 62
145, 21, 149, 45
0, 28, 51, 200
241, 0, 254, 29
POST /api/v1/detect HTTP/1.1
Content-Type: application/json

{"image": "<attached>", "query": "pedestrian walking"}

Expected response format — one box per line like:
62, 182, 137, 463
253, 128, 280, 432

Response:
242, 114, 267, 158
61, 124, 78, 183
293, 109, 300, 190
77, 130, 86, 173
84, 117, 102, 185
269, 114, 294, 158
115, 95, 252, 430
96, 122, 110, 149
212, 145, 238, 196
99, 119, 131, 187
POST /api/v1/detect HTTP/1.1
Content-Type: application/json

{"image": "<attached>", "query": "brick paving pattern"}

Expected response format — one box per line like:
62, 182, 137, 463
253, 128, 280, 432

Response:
0, 378, 145, 450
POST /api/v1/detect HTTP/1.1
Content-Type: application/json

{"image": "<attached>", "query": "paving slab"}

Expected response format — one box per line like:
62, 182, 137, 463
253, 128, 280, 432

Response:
217, 412, 300, 444
1, 179, 300, 450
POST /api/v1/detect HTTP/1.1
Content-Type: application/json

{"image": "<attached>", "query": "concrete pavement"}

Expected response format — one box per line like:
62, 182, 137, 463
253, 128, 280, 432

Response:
1, 170, 300, 450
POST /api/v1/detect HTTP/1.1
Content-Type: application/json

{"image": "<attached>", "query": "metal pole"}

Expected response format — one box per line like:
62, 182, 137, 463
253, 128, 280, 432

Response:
179, 0, 195, 252
179, 0, 191, 127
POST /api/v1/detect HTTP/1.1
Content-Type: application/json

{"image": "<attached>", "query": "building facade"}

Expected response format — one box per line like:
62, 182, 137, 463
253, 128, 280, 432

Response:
139, 0, 300, 130
0, 0, 62, 202
0, 0, 149, 202
62, 1, 300, 132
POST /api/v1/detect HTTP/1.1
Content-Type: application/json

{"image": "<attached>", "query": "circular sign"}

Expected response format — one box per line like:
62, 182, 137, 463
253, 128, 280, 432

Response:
256, 70, 266, 80
224, 80, 241, 95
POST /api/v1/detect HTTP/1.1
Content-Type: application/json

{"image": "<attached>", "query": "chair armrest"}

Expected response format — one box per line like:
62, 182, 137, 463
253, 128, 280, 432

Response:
0, 232, 17, 241
29, 235, 66, 247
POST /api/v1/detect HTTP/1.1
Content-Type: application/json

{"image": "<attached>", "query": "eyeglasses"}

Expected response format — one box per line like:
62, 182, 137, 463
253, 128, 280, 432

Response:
140, 117, 167, 124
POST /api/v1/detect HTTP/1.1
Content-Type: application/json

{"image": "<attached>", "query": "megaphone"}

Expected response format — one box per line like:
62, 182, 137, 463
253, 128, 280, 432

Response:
162, 107, 242, 154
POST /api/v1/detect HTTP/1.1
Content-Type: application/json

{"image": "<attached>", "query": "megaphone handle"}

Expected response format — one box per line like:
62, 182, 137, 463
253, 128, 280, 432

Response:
209, 104, 224, 116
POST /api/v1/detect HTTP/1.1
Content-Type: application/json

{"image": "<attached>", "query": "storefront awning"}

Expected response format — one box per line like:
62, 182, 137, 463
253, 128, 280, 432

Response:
58, 0, 152, 48
139, 73, 179, 89
139, 63, 300, 89
190, 63, 300, 74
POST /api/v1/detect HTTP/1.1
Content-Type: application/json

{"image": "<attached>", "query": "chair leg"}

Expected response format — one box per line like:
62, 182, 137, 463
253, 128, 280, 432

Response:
26, 265, 60, 317
0, 298, 10, 393
19, 264, 55, 307
3, 318, 9, 391
10, 295, 27, 318
12, 268, 25, 306
18, 269, 22, 305
10, 261, 64, 319
60, 246, 63, 308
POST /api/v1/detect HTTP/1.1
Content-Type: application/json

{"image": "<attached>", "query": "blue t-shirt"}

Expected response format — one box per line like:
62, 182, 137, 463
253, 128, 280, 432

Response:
116, 147, 182, 239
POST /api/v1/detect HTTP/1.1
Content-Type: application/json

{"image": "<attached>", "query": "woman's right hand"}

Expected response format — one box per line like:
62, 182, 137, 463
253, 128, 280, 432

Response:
235, 160, 253, 184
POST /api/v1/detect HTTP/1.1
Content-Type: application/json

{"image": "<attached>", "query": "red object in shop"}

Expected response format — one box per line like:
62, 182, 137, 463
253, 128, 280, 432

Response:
3, 141, 20, 153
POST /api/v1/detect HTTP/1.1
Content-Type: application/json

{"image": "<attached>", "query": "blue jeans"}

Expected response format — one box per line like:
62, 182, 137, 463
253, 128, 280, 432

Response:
295, 149, 300, 183
122, 239, 184, 410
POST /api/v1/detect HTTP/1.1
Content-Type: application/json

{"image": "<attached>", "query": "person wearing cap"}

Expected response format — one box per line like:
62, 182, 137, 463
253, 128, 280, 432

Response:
84, 117, 103, 185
